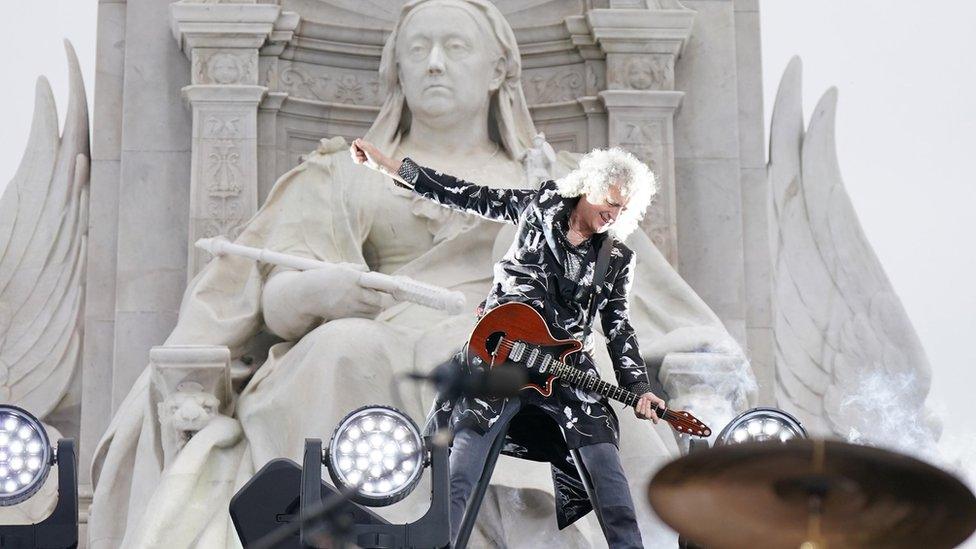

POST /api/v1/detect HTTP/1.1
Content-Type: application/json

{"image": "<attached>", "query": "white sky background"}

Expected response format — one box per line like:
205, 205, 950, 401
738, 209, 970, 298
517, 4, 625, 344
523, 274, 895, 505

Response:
0, 0, 972, 479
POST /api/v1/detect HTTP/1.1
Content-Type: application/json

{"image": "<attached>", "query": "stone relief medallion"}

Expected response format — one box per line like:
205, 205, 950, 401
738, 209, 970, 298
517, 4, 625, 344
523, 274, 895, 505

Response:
608, 55, 673, 91
195, 51, 257, 85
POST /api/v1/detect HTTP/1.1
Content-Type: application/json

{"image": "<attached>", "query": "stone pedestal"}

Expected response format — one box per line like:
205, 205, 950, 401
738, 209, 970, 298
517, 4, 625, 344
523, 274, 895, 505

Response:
588, 7, 694, 267
170, 1, 298, 277
149, 345, 232, 467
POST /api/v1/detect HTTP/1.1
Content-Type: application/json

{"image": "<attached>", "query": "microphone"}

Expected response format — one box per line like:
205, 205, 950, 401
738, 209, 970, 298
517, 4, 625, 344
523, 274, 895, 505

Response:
407, 360, 526, 401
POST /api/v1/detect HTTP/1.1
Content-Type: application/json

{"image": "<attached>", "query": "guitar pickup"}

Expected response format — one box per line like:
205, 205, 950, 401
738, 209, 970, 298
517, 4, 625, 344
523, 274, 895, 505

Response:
539, 354, 552, 373
510, 342, 526, 362
526, 348, 539, 368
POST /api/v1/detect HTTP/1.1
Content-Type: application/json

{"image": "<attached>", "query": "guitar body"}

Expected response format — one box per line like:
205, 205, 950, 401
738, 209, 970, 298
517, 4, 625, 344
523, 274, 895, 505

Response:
467, 302, 580, 397
467, 302, 713, 438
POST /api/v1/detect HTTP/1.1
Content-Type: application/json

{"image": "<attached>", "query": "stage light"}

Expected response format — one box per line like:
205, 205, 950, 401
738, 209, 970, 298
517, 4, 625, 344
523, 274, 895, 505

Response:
325, 405, 425, 507
0, 406, 52, 507
0, 405, 78, 549
230, 408, 450, 549
715, 407, 807, 446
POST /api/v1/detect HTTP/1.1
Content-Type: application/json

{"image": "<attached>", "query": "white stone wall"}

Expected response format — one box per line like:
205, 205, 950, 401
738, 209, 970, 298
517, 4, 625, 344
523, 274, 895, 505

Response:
733, 0, 775, 405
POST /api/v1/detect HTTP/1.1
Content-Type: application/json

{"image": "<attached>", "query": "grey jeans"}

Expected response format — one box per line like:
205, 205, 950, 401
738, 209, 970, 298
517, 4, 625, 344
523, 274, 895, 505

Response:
448, 398, 644, 548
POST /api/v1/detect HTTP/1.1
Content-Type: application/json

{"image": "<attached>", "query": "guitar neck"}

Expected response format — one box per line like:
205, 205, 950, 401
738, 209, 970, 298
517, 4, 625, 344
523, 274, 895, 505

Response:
549, 358, 672, 421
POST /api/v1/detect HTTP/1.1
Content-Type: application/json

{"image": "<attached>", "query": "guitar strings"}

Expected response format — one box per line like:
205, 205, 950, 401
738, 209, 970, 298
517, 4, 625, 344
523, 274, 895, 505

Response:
491, 338, 699, 428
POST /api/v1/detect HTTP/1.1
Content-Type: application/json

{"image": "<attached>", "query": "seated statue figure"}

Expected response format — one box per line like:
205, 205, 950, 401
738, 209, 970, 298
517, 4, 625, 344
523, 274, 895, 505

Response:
89, 0, 745, 547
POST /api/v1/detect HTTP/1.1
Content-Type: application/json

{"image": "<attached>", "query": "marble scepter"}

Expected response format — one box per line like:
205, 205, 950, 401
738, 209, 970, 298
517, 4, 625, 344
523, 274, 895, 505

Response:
195, 237, 466, 315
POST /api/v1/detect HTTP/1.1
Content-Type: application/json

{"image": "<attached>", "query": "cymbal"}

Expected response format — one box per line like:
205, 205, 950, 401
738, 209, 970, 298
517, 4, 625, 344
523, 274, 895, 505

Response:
647, 439, 976, 549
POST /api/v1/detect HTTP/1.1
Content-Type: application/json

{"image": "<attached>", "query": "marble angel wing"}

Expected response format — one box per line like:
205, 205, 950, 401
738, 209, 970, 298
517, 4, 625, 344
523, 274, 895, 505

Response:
767, 57, 935, 440
0, 41, 89, 417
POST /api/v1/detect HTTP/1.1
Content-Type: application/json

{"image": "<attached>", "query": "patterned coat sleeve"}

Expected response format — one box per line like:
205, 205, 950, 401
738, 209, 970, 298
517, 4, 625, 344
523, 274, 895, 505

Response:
397, 157, 536, 224
600, 249, 652, 395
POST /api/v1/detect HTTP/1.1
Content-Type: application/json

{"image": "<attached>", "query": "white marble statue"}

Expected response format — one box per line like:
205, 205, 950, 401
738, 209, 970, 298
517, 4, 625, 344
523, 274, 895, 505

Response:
522, 132, 557, 187
0, 41, 88, 524
89, 1, 748, 547
767, 57, 939, 445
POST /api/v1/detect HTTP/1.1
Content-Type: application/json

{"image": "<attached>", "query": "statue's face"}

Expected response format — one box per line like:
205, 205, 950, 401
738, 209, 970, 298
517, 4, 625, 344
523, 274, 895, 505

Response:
396, 5, 504, 126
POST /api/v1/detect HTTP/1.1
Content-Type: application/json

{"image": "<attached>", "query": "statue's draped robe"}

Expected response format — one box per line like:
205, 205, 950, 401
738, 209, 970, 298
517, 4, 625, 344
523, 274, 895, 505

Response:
89, 137, 730, 548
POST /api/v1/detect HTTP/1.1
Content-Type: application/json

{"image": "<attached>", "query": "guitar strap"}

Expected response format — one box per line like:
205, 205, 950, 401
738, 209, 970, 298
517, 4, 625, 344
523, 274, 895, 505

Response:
578, 235, 614, 364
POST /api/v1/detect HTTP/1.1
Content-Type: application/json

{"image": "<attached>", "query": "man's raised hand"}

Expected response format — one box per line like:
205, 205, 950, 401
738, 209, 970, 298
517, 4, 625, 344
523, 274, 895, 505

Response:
350, 138, 401, 173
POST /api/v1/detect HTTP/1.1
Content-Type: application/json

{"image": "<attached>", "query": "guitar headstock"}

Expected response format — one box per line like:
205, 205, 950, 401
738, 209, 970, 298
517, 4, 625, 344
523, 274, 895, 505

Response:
663, 408, 711, 439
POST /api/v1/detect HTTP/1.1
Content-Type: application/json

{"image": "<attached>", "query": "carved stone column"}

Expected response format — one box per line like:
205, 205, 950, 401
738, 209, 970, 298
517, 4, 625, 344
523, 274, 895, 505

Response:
170, 1, 298, 277
587, 6, 695, 267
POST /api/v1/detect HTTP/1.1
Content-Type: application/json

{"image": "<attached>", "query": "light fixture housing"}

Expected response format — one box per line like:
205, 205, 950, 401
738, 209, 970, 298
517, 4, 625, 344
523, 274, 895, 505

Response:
0, 405, 53, 506
715, 407, 807, 446
325, 405, 426, 507
0, 405, 78, 549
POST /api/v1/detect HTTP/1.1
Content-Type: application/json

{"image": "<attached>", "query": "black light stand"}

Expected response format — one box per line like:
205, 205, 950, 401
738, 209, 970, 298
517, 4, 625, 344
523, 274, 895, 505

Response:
0, 439, 79, 549
230, 437, 450, 549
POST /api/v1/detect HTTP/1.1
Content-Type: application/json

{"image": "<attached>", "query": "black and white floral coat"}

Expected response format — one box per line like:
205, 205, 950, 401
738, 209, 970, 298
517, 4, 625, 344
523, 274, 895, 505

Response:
397, 157, 653, 528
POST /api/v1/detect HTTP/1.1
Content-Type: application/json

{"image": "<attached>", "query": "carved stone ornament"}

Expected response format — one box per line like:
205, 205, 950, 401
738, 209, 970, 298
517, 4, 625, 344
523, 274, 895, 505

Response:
767, 58, 937, 443
278, 64, 380, 105
150, 345, 233, 465
0, 41, 88, 418
203, 113, 242, 139
195, 50, 257, 85
623, 55, 672, 90
523, 68, 585, 104
205, 140, 243, 197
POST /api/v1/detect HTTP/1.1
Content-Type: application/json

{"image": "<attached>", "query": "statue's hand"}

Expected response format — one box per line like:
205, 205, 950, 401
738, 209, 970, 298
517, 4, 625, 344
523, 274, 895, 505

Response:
262, 264, 393, 340
297, 263, 391, 321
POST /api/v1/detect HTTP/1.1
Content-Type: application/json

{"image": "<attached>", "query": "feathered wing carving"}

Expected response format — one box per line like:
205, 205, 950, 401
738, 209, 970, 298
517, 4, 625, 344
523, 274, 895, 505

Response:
0, 40, 89, 418
767, 57, 935, 441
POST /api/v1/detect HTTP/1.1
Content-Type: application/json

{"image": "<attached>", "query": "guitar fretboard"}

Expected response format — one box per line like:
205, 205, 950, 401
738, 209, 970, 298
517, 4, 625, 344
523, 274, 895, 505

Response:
517, 343, 675, 423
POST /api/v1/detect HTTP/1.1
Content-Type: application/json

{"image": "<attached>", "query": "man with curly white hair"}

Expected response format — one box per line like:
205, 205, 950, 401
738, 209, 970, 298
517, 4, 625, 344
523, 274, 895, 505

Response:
353, 138, 663, 548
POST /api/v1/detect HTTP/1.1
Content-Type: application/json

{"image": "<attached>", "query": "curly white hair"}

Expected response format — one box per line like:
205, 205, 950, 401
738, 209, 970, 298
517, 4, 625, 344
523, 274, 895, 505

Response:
555, 147, 657, 240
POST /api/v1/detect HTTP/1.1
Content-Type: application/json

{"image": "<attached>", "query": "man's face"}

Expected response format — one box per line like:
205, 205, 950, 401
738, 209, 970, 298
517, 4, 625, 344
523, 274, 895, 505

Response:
395, 6, 504, 126
577, 183, 631, 234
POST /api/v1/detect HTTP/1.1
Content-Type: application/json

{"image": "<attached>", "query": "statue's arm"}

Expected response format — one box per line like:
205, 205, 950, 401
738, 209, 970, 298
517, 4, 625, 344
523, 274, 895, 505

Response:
261, 264, 388, 341
262, 270, 321, 340
397, 157, 536, 224
600, 250, 653, 396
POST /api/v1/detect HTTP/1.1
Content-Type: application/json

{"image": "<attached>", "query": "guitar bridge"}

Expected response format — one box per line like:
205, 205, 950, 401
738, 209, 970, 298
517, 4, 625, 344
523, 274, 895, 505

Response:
510, 342, 526, 362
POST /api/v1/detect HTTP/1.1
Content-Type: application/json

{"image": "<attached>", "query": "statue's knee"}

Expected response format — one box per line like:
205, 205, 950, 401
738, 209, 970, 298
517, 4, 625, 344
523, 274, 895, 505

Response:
306, 318, 386, 350
303, 319, 395, 380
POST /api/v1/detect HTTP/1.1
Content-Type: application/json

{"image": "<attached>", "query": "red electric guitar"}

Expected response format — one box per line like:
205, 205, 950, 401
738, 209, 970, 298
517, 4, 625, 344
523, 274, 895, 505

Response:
468, 302, 712, 438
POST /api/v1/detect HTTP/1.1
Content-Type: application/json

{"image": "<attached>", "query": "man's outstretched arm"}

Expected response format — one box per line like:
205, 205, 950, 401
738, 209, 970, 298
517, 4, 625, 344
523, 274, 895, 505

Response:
350, 137, 536, 224
396, 157, 536, 224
